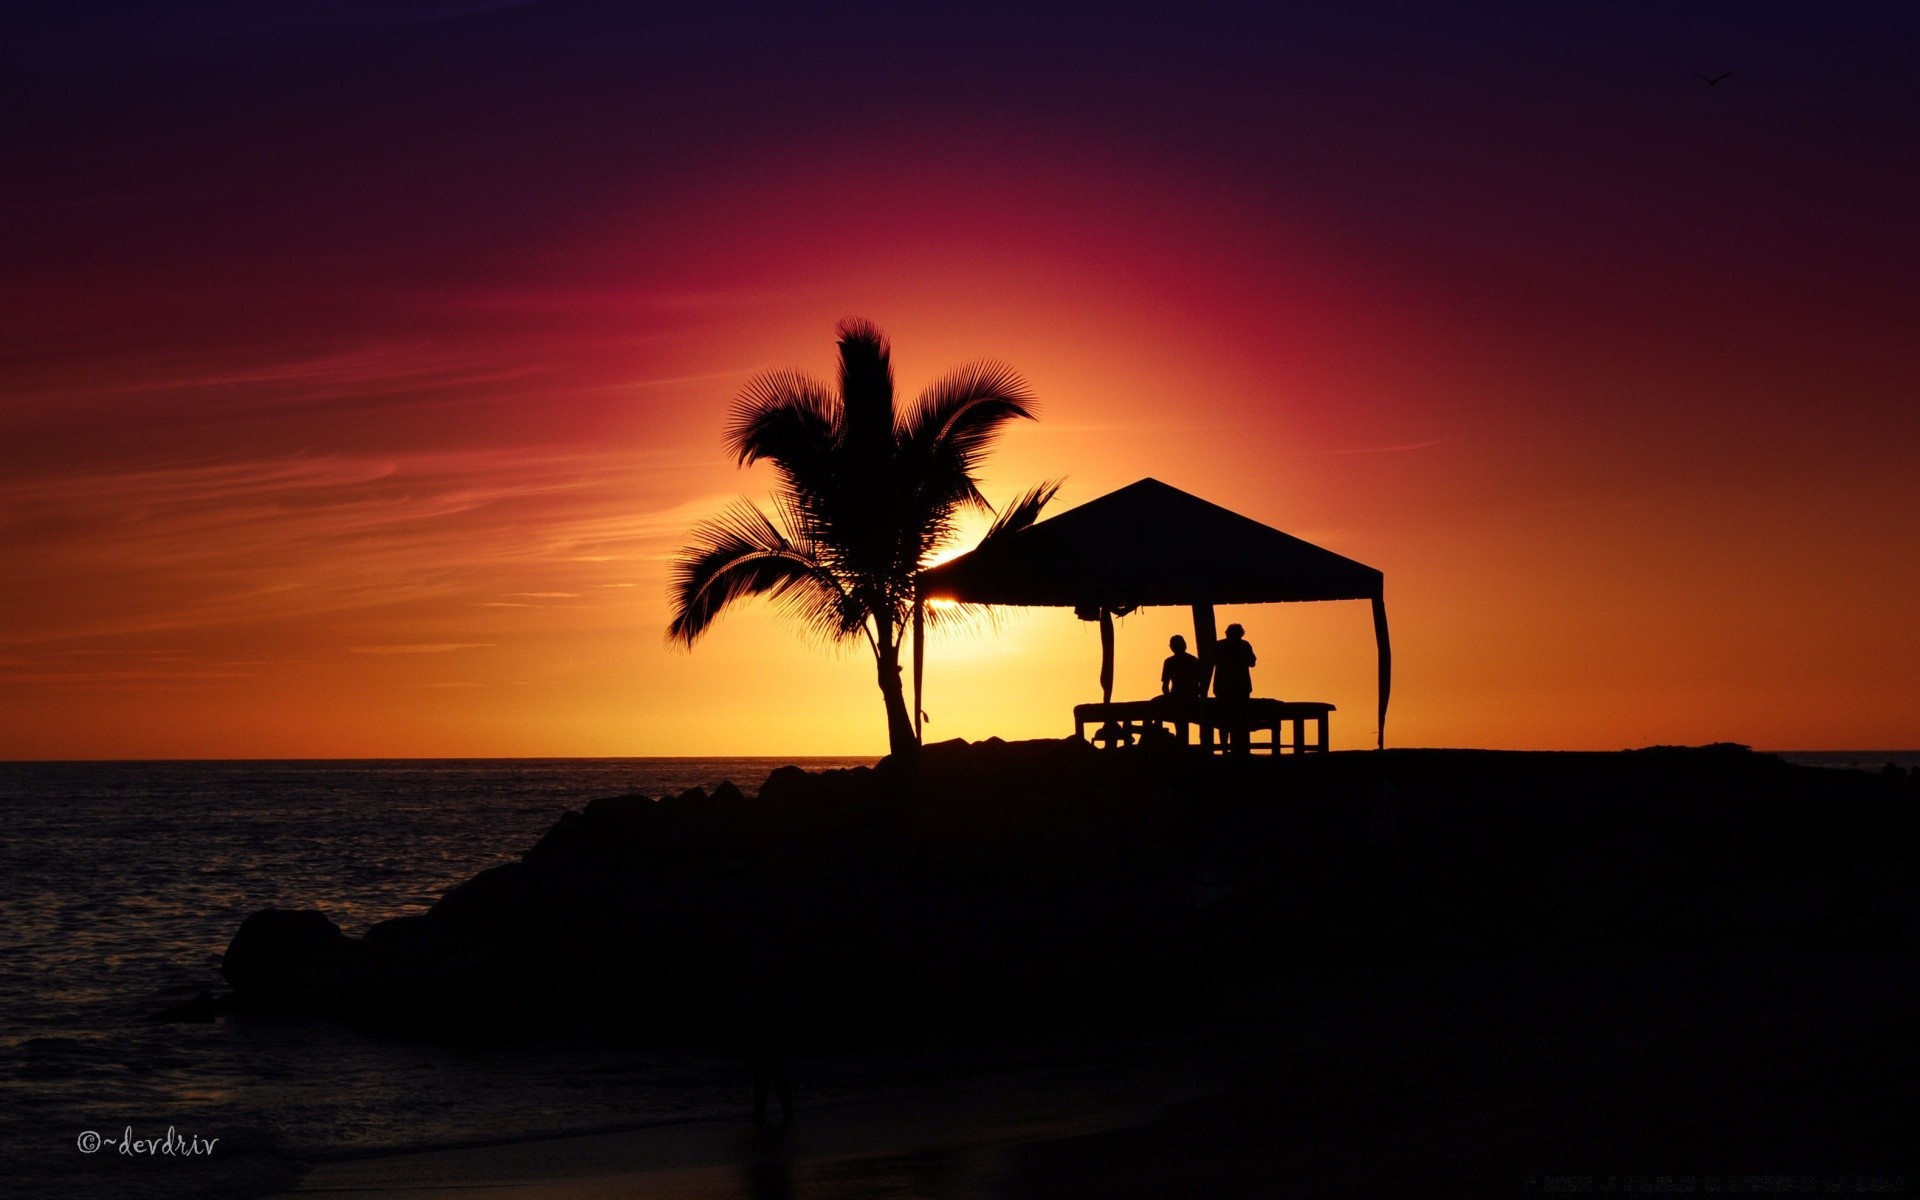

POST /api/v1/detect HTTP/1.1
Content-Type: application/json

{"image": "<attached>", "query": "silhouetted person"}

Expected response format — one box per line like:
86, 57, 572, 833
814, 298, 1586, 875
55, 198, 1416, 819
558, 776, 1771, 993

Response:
737, 947, 794, 1129
1159, 634, 1204, 743
1160, 634, 1203, 698
741, 991, 793, 1128
1212, 623, 1256, 754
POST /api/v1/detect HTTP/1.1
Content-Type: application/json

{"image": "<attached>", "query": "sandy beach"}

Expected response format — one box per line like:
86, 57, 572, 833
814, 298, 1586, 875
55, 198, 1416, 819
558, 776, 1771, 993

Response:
281, 949, 1919, 1199
283, 1043, 1228, 1199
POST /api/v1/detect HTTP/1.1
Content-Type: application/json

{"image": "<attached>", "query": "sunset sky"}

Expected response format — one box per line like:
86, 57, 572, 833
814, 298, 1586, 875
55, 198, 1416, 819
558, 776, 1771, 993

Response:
4, 1, 1916, 758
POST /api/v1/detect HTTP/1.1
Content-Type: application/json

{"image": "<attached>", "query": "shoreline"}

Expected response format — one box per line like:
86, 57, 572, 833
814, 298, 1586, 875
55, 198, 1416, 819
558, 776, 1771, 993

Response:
280, 1035, 1235, 1199
276, 947, 1920, 1198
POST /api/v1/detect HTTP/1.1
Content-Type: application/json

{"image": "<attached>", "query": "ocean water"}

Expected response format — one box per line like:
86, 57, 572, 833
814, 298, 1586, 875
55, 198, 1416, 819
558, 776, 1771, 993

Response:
0, 758, 870, 1200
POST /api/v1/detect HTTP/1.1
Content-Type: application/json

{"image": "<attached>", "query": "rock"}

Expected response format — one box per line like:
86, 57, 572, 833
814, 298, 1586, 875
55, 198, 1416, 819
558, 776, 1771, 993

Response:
1710, 870, 1849, 940
207, 741, 1920, 1045
221, 908, 362, 998
362, 914, 435, 961
429, 862, 534, 925
1424, 927, 1495, 961
523, 811, 593, 869
582, 792, 655, 832
759, 765, 814, 805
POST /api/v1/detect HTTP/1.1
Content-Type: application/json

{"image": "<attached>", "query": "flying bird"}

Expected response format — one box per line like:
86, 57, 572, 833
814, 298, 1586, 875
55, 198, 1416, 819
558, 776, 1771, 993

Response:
1695, 70, 1734, 86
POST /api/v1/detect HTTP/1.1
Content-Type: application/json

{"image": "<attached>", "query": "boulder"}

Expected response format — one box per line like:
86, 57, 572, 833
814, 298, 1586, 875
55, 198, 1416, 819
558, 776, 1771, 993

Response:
582, 792, 656, 834
221, 908, 363, 999
758, 765, 814, 805
522, 810, 594, 870
429, 861, 534, 926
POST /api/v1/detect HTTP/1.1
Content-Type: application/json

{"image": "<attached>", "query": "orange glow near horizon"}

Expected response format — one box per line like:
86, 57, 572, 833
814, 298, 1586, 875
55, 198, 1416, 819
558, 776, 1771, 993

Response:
4, 10, 1916, 758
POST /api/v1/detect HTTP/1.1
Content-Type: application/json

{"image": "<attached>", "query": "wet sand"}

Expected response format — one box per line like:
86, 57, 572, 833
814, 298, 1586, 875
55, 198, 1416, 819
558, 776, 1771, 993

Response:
282, 950, 1917, 1199
283, 1049, 1226, 1199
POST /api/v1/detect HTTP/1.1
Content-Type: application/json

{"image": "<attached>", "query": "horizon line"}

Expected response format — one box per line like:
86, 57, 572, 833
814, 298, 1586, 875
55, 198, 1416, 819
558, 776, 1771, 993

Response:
4, 746, 1916, 766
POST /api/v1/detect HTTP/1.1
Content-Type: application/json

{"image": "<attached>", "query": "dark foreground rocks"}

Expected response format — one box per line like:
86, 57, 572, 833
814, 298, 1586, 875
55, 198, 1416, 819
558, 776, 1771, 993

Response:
215, 740, 1920, 1044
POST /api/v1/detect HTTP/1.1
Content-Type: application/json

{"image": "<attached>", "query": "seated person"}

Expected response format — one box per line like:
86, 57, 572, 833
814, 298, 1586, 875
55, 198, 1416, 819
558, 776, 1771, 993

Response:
1157, 634, 1204, 743
1161, 635, 1204, 699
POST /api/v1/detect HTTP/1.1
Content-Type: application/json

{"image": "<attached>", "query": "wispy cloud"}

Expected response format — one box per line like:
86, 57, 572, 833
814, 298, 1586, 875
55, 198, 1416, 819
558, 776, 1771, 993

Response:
0, 643, 295, 691
441, 284, 804, 320
0, 448, 712, 647
0, 667, 259, 690
3, 668, 255, 681
348, 643, 494, 655
1312, 438, 1450, 456
12, 341, 546, 413
485, 590, 587, 609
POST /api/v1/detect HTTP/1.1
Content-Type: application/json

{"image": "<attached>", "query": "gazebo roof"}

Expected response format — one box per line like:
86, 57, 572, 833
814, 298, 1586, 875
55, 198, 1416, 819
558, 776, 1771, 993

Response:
919, 477, 1383, 608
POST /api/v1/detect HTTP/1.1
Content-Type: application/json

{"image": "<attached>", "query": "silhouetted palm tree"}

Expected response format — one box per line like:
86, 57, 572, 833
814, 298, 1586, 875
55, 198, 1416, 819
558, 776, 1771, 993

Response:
668, 319, 1054, 755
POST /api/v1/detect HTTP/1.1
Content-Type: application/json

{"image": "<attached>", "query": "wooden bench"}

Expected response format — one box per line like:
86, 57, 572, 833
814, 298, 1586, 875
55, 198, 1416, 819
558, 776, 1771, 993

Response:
1072, 699, 1173, 748
1073, 698, 1334, 753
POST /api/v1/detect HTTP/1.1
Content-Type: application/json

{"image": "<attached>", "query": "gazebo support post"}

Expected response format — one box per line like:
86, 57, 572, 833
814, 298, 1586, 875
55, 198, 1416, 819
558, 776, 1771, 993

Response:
1192, 602, 1217, 750
1371, 593, 1391, 750
912, 590, 925, 746
1098, 607, 1116, 705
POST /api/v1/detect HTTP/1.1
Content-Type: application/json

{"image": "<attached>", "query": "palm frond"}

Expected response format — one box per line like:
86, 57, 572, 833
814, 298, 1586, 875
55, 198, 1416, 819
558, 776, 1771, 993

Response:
726, 370, 837, 469
835, 318, 895, 462
979, 478, 1060, 547
898, 360, 1037, 510
915, 481, 1059, 638
920, 598, 1001, 633
666, 500, 857, 647
763, 490, 873, 641
769, 566, 871, 647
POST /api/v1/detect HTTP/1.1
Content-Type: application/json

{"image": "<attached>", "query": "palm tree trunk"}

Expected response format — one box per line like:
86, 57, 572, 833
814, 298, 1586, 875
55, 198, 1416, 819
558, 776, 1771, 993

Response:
874, 628, 917, 756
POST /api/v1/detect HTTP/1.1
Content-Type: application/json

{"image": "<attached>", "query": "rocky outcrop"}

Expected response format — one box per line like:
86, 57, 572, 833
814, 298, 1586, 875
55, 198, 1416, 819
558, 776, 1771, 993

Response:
213, 740, 1920, 1042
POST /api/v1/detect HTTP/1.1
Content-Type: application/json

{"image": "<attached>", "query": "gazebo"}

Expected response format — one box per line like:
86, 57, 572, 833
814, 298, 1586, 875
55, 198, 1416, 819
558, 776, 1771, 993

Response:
912, 477, 1391, 748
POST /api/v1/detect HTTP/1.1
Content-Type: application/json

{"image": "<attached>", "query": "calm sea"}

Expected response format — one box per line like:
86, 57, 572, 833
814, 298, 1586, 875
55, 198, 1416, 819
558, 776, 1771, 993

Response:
0, 758, 870, 1200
